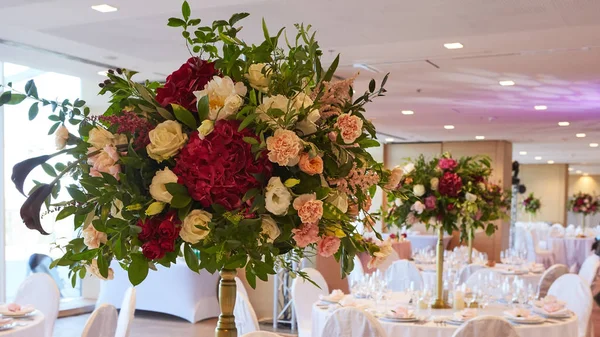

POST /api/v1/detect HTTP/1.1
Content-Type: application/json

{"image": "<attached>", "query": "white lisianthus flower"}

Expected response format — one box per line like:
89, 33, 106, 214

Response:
194, 76, 247, 121
86, 259, 114, 281
413, 184, 425, 197
82, 224, 107, 249
55, 125, 69, 150
260, 216, 281, 243
410, 201, 426, 214
326, 190, 349, 214
296, 110, 321, 136
245, 63, 271, 93
257, 94, 294, 126
466, 192, 478, 202
180, 210, 212, 244
430, 177, 439, 191
149, 168, 179, 203
198, 120, 214, 140
88, 127, 127, 149
146, 120, 188, 162
265, 177, 292, 215
403, 162, 415, 175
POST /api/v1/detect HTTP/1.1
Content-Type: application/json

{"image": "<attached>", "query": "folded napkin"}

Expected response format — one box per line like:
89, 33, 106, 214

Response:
506, 308, 531, 318
388, 306, 414, 319
7, 303, 21, 312
543, 303, 565, 313
0, 318, 13, 325
529, 263, 545, 273
454, 309, 477, 321
320, 289, 345, 303
542, 295, 559, 304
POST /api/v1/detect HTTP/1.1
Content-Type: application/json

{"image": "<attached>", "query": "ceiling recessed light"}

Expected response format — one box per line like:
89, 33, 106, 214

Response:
444, 42, 464, 50
91, 4, 118, 12
475, 136, 485, 140
576, 133, 586, 138
97, 71, 108, 76
534, 156, 542, 160
547, 160, 554, 164
558, 121, 570, 126
444, 125, 455, 130
583, 173, 589, 176
499, 80, 515, 86
590, 143, 599, 148
576, 170, 582, 174
385, 138, 395, 143
568, 167, 574, 171
401, 110, 414, 115
519, 151, 527, 155
534, 105, 547, 111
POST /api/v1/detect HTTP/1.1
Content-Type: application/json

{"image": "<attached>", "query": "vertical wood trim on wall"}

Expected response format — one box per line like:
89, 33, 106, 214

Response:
0, 60, 6, 303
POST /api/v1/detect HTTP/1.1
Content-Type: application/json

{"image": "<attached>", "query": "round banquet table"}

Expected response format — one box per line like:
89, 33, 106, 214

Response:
0, 312, 45, 337
311, 295, 577, 337
548, 237, 595, 271
418, 264, 543, 288
408, 234, 452, 252
358, 240, 412, 273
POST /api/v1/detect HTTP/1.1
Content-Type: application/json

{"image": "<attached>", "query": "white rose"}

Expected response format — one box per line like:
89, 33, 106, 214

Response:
257, 94, 294, 126
149, 168, 179, 203
292, 92, 316, 113
410, 201, 426, 214
146, 120, 188, 162
86, 259, 114, 281
194, 76, 247, 120
265, 177, 292, 215
198, 120, 214, 140
82, 224, 107, 249
413, 184, 425, 197
326, 190, 349, 214
385, 166, 403, 190
430, 177, 439, 191
245, 63, 271, 93
261, 216, 281, 243
55, 125, 69, 150
403, 162, 415, 175
477, 182, 486, 191
466, 192, 478, 202
180, 210, 212, 244
296, 110, 321, 136
88, 127, 127, 149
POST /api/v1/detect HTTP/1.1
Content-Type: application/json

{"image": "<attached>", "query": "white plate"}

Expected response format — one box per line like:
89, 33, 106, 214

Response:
0, 310, 37, 318
379, 316, 418, 323
446, 319, 468, 325
533, 308, 571, 319
0, 322, 16, 331
503, 313, 545, 324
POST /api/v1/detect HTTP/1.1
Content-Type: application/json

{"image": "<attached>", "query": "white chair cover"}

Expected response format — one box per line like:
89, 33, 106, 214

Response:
115, 287, 136, 337
525, 230, 555, 268
450, 316, 518, 337
376, 249, 400, 273
321, 307, 387, 337
465, 269, 500, 289
578, 254, 600, 287
236, 277, 249, 300
234, 291, 260, 335
82, 304, 118, 337
566, 224, 576, 237
549, 224, 565, 238
385, 260, 423, 292
536, 264, 569, 299
292, 268, 329, 337
548, 274, 593, 337
514, 226, 527, 252
347, 256, 365, 287
584, 227, 596, 238
15, 273, 60, 337
241, 332, 283, 337
457, 264, 484, 285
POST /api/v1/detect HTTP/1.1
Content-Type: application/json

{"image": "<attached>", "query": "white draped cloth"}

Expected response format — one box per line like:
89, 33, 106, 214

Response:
548, 237, 595, 271
407, 234, 452, 251
0, 313, 45, 337
418, 264, 543, 288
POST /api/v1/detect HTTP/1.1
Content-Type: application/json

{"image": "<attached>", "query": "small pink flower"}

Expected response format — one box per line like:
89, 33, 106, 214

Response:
266, 129, 303, 166
438, 158, 458, 170
82, 224, 107, 249
292, 222, 319, 248
317, 236, 341, 257
410, 201, 425, 214
424, 196, 436, 210
328, 131, 338, 142
88, 146, 121, 180
334, 113, 363, 144
293, 193, 323, 224
104, 144, 120, 161
406, 212, 419, 225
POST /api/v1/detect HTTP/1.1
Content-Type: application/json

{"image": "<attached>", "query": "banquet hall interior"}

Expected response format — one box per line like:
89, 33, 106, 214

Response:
1, 0, 600, 337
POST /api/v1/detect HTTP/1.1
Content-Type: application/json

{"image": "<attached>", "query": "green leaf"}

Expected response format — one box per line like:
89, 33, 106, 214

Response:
97, 253, 109, 278
48, 122, 60, 135
238, 113, 257, 131
68, 249, 98, 261
322, 54, 340, 82
242, 137, 259, 145
56, 206, 76, 221
28, 102, 39, 120
7, 93, 26, 105
171, 195, 192, 208
41, 163, 57, 177
0, 91, 11, 105
171, 103, 198, 129
245, 266, 257, 289
242, 188, 260, 202
128, 254, 149, 286
368, 79, 376, 93
284, 178, 300, 188
196, 95, 209, 121
358, 139, 380, 148
262, 18, 270, 44
229, 13, 249, 26
168, 18, 186, 27
182, 1, 191, 20
165, 183, 189, 196
25, 80, 38, 98
184, 244, 200, 272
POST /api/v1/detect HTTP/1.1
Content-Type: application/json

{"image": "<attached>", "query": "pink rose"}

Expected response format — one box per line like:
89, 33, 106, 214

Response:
293, 193, 324, 224
88, 146, 121, 180
82, 224, 107, 249
266, 129, 303, 166
410, 201, 425, 214
438, 158, 458, 170
385, 166, 403, 190
292, 222, 320, 247
424, 196, 436, 210
334, 113, 363, 144
317, 236, 341, 257
298, 152, 324, 175
406, 212, 419, 225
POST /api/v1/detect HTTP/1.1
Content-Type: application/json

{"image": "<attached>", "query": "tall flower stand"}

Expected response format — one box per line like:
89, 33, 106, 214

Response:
431, 227, 450, 309
216, 269, 237, 337
467, 226, 474, 264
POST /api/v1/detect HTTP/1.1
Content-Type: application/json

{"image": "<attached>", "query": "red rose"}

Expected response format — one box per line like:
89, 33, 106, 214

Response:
157, 212, 181, 240
438, 171, 463, 197
438, 158, 458, 171
576, 198, 584, 206
401, 233, 407, 239
159, 237, 175, 253
138, 218, 158, 241
447, 203, 455, 211
155, 57, 218, 112
142, 240, 164, 260
174, 120, 272, 211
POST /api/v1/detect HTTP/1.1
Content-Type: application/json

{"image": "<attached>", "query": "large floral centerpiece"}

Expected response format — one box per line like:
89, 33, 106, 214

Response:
568, 192, 598, 235
522, 193, 541, 218
0, 3, 397, 334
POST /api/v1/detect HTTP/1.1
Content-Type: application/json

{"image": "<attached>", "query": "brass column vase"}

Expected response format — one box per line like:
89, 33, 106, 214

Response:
431, 227, 450, 309
216, 269, 237, 337
467, 226, 473, 264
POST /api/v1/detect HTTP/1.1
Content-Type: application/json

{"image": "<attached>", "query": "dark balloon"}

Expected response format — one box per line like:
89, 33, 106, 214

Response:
20, 184, 54, 235
12, 154, 51, 196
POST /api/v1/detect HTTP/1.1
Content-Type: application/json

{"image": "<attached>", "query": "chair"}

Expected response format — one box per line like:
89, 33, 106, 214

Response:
385, 260, 423, 292
457, 264, 484, 285
321, 307, 387, 337
234, 291, 260, 335
525, 230, 555, 268
347, 255, 365, 287
376, 249, 400, 273
450, 316, 518, 337
465, 269, 501, 289
241, 332, 283, 337
548, 274, 593, 337
292, 268, 329, 337
27, 253, 64, 296
15, 273, 60, 337
81, 304, 118, 337
549, 224, 565, 238
236, 277, 249, 300
115, 287, 136, 337
579, 255, 600, 287
536, 264, 569, 299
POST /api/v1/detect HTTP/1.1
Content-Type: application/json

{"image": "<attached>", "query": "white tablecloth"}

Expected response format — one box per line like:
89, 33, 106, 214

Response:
97, 261, 220, 323
418, 264, 543, 288
0, 313, 45, 337
408, 235, 453, 252
548, 237, 595, 271
312, 295, 577, 337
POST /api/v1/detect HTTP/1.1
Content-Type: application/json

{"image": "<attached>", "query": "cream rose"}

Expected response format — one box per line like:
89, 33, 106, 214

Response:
55, 125, 69, 150
413, 184, 425, 197
149, 168, 179, 203
403, 162, 415, 175
82, 224, 107, 249
245, 63, 271, 93
194, 76, 247, 120
198, 120, 214, 140
261, 216, 281, 243
430, 177, 439, 191
146, 120, 188, 162
86, 259, 114, 281
326, 190, 348, 214
257, 95, 293, 126
296, 110, 321, 136
88, 127, 127, 149
266, 129, 303, 166
180, 210, 212, 244
466, 192, 478, 202
265, 177, 292, 215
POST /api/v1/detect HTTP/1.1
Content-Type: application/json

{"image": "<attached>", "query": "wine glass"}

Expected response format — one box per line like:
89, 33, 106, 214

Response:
464, 290, 477, 309
501, 280, 513, 308
419, 287, 433, 317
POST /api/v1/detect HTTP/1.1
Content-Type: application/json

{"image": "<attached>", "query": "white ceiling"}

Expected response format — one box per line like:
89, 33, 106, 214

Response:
0, 0, 599, 173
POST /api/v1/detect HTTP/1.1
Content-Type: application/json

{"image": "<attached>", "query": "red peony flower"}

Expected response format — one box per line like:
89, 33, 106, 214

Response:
156, 57, 218, 112
438, 158, 458, 171
174, 120, 272, 211
438, 171, 462, 197
142, 240, 164, 260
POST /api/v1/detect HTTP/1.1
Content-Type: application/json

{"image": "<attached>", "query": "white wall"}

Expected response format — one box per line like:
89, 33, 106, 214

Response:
519, 164, 568, 224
